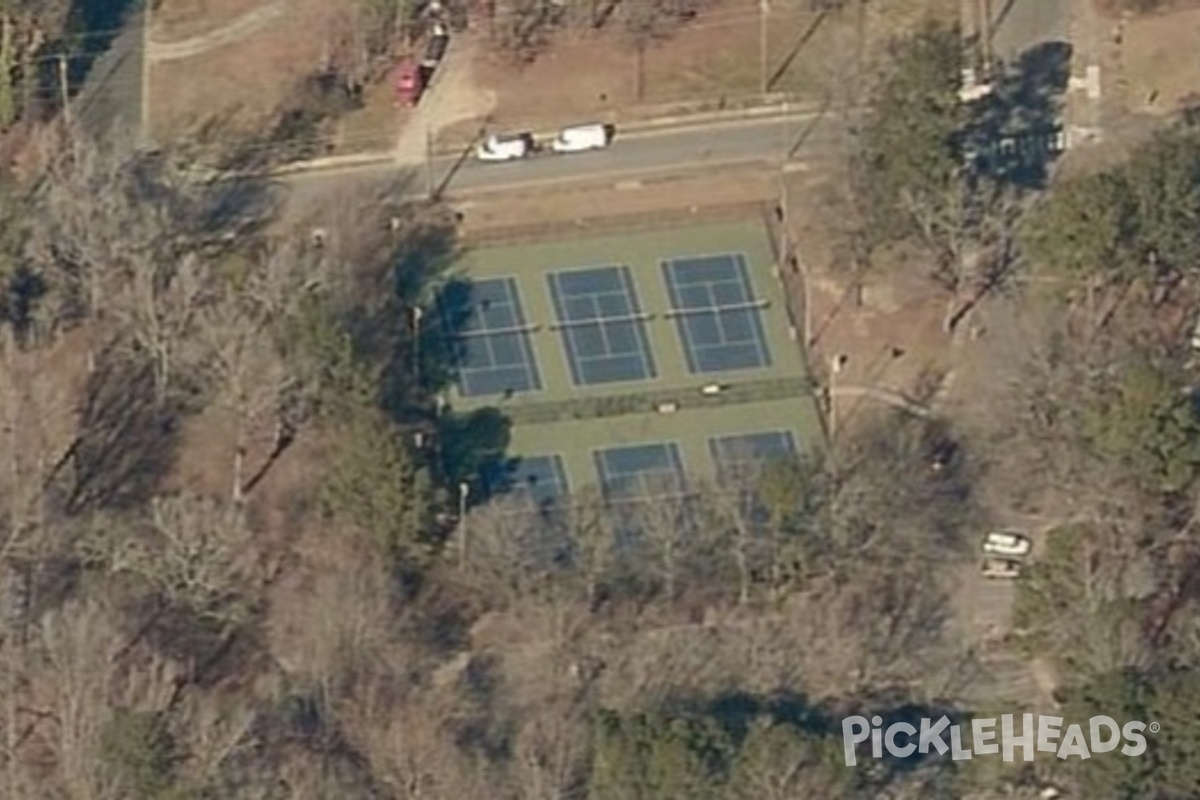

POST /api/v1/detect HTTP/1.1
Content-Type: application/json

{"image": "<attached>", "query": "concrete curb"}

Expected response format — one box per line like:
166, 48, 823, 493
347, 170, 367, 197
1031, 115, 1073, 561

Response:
266, 151, 395, 176
190, 150, 396, 183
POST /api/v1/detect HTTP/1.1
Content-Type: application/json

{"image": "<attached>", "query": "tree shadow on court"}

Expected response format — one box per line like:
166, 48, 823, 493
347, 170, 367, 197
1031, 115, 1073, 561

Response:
402, 273, 518, 498
964, 40, 1073, 189
437, 406, 512, 492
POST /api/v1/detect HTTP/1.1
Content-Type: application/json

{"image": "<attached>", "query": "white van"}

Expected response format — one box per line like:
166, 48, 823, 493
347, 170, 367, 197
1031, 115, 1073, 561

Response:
550, 123, 611, 154
476, 132, 535, 162
981, 531, 1032, 557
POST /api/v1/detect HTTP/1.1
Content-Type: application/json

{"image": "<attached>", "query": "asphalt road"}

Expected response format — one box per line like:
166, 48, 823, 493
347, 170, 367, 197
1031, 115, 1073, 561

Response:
989, 0, 1070, 62
75, 9, 146, 151
284, 110, 843, 210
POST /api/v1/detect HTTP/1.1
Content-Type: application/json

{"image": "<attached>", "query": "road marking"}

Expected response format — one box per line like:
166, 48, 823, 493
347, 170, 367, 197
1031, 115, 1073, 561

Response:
615, 179, 643, 190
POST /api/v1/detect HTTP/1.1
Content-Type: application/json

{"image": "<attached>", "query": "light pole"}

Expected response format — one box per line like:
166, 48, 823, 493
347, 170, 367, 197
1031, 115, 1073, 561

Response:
425, 126, 435, 199
411, 306, 423, 385
828, 353, 848, 443
457, 481, 470, 567
759, 0, 770, 95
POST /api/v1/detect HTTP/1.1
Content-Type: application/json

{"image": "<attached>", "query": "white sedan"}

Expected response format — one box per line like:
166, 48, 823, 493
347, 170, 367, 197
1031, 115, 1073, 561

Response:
982, 531, 1032, 557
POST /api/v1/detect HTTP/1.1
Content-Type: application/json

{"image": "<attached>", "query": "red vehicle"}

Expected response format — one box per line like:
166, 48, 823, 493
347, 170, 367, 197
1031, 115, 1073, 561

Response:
395, 59, 424, 107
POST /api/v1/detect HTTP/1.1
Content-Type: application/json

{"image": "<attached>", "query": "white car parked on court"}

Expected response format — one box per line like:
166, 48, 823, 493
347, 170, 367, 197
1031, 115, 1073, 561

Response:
981, 531, 1032, 557
476, 132, 536, 162
550, 123, 612, 154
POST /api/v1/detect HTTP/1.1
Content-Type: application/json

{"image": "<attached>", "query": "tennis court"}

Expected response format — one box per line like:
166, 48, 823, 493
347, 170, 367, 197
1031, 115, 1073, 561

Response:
510, 454, 570, 504
547, 265, 657, 387
709, 430, 798, 479
453, 277, 542, 398
662, 253, 772, 374
594, 441, 686, 497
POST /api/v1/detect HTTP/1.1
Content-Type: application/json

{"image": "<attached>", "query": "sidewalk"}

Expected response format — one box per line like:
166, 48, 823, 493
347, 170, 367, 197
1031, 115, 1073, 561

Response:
1063, 0, 1105, 146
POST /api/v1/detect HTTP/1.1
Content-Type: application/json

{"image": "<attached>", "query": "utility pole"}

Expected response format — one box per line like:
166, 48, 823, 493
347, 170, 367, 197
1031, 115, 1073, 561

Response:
141, 0, 152, 145
425, 126, 435, 199
759, 0, 770, 95
979, 0, 993, 77
57, 54, 70, 125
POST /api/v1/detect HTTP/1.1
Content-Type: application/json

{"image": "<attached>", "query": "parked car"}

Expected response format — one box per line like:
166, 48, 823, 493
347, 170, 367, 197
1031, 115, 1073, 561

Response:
476, 132, 536, 162
981, 530, 1032, 557
550, 123, 612, 154
422, 27, 450, 69
981, 557, 1022, 579
394, 59, 424, 106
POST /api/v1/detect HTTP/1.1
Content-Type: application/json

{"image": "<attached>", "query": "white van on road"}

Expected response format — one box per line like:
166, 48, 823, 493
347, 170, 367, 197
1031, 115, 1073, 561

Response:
476, 132, 536, 162
550, 123, 613, 154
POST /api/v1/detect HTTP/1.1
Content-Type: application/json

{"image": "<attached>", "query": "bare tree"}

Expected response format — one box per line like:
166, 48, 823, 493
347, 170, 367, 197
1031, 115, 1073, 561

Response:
36, 598, 121, 800
171, 692, 256, 795
627, 477, 693, 602
103, 493, 253, 627
197, 241, 326, 503
560, 486, 615, 609
509, 699, 589, 800
459, 493, 550, 608
28, 129, 272, 389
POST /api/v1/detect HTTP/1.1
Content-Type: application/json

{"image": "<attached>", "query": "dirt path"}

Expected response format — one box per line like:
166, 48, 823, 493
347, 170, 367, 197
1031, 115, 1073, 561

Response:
394, 39, 496, 166
148, 0, 285, 62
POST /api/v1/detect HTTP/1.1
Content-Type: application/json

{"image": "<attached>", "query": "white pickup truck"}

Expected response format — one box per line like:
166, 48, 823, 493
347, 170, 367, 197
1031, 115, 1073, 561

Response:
475, 132, 536, 162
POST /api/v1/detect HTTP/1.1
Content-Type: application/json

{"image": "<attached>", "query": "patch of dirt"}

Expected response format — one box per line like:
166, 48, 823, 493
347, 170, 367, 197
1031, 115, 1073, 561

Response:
154, 0, 278, 40
463, 0, 956, 132
334, 78, 412, 155
147, 0, 351, 142
1108, 4, 1200, 116
780, 169, 951, 415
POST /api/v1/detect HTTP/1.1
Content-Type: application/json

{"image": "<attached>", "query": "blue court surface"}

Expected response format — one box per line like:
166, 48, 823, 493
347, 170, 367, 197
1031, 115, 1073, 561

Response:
709, 430, 798, 478
548, 265, 657, 386
594, 441, 686, 497
510, 454, 570, 504
452, 277, 542, 398
662, 253, 772, 374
